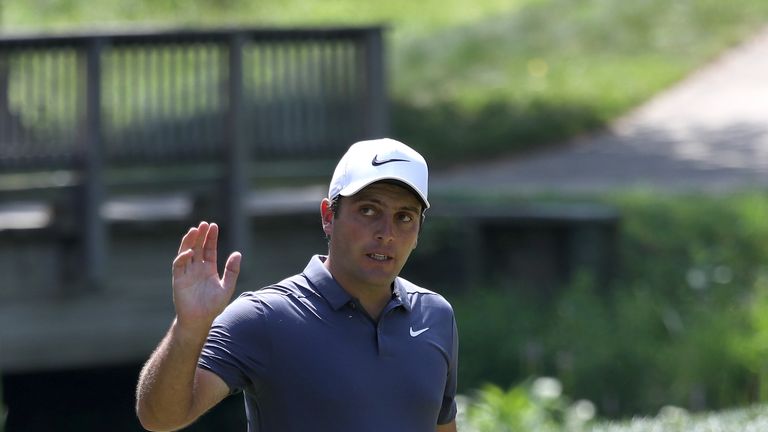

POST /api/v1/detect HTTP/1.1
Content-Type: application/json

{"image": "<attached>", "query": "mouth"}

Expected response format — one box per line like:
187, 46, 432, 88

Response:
367, 253, 393, 262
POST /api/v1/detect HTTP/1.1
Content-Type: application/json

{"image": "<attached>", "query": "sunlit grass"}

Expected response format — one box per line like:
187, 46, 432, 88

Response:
0, 0, 536, 36
392, 0, 768, 162
3, 0, 768, 163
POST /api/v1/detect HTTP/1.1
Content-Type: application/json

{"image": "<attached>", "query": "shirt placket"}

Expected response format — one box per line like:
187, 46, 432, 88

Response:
347, 297, 405, 357
376, 297, 407, 357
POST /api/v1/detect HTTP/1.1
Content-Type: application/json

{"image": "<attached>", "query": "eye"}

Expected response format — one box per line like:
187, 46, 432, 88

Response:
398, 213, 414, 223
360, 206, 376, 216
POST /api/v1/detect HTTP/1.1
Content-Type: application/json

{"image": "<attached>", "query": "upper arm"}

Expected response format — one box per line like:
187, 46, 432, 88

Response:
436, 420, 457, 432
189, 367, 231, 421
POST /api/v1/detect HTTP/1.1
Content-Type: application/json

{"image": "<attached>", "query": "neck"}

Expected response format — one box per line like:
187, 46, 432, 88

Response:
354, 288, 392, 321
323, 258, 393, 320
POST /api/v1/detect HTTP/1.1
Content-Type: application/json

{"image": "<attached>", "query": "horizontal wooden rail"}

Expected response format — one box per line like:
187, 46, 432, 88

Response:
0, 26, 389, 290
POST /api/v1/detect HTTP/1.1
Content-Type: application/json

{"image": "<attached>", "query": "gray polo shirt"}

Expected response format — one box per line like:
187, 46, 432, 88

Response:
199, 255, 458, 432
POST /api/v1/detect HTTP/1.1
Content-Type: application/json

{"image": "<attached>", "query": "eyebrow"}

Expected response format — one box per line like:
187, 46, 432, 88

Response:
351, 196, 422, 214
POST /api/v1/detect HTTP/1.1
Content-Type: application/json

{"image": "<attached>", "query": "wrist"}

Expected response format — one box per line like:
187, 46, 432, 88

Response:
170, 316, 213, 346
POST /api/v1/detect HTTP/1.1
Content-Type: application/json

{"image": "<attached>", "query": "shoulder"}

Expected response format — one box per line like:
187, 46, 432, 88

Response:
397, 278, 459, 360
217, 275, 311, 323
397, 277, 455, 315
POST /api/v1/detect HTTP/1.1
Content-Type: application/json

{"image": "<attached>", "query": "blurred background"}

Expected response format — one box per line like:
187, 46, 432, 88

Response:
3, 0, 768, 430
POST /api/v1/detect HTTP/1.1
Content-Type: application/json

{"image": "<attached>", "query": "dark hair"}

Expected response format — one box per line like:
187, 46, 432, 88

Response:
330, 195, 342, 217
324, 196, 341, 242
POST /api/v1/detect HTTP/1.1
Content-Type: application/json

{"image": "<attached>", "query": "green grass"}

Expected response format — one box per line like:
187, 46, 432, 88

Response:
0, 0, 533, 34
393, 0, 768, 163
3, 0, 768, 164
589, 404, 768, 432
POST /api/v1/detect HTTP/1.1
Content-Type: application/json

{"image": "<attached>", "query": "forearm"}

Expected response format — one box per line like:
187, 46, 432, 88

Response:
436, 420, 458, 432
136, 318, 211, 431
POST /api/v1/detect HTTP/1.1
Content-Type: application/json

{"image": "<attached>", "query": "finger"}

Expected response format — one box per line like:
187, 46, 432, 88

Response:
202, 223, 219, 264
221, 251, 242, 293
172, 248, 194, 277
191, 221, 210, 263
177, 226, 198, 255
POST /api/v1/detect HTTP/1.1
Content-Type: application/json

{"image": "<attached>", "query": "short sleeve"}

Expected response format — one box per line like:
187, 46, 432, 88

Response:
437, 312, 459, 424
198, 292, 271, 394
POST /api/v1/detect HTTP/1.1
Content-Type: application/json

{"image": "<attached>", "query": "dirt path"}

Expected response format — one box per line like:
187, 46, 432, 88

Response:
433, 26, 768, 195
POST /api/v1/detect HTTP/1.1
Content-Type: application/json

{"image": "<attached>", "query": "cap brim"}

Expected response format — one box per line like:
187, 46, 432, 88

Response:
338, 177, 430, 209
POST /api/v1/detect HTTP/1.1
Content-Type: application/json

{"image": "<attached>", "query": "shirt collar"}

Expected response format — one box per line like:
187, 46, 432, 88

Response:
392, 278, 412, 312
302, 255, 353, 310
302, 255, 411, 313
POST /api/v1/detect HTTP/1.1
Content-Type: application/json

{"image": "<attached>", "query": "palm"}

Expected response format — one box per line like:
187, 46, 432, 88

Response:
172, 222, 241, 329
174, 255, 226, 317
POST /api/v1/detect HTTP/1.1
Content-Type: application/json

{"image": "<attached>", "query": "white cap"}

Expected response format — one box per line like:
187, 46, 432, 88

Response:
328, 138, 430, 209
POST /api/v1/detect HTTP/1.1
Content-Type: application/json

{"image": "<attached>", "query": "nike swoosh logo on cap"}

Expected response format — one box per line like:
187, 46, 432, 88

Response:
372, 155, 410, 166
409, 326, 430, 337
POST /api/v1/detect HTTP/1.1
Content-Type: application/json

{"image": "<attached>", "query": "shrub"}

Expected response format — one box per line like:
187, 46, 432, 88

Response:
457, 377, 595, 432
449, 192, 768, 417
1, 380, 5, 432
590, 404, 768, 432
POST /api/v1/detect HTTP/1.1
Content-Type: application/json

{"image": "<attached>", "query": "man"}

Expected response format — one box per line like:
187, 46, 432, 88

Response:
136, 138, 459, 432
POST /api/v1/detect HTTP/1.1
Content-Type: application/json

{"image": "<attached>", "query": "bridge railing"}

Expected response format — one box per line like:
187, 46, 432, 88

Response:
0, 27, 388, 289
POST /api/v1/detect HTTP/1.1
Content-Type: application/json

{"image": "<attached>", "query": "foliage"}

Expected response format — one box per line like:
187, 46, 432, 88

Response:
457, 377, 596, 432
0, 380, 5, 432
3, 0, 768, 164
448, 192, 768, 417
609, 191, 768, 407
5, 0, 768, 426
590, 404, 768, 432
457, 381, 768, 432
0, 0, 532, 35
392, 0, 768, 163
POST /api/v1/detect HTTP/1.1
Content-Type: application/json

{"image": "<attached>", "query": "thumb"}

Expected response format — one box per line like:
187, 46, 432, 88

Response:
221, 251, 242, 293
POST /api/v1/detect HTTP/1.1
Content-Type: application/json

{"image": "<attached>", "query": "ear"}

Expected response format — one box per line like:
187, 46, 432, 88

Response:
320, 198, 334, 236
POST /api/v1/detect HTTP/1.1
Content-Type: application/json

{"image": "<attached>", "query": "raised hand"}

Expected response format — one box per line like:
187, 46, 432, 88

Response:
171, 221, 242, 331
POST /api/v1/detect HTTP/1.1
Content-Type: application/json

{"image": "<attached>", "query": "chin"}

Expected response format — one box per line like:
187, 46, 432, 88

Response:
359, 271, 397, 288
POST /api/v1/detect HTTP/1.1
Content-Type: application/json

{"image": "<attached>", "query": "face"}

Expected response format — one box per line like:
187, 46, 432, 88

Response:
321, 182, 422, 294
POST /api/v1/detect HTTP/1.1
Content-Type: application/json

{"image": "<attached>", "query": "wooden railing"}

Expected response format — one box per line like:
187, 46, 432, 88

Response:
0, 27, 388, 289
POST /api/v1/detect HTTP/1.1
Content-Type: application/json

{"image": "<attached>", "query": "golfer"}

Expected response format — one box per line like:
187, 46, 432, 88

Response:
136, 138, 459, 431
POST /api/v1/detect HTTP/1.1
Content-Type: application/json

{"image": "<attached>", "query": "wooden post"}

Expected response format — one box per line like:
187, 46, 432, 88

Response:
82, 38, 107, 291
362, 28, 388, 138
222, 33, 249, 269
0, 25, 10, 138
0, 53, 9, 139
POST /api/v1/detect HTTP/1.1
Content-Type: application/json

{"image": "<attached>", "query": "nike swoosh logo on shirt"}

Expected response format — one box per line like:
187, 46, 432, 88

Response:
372, 155, 410, 166
409, 326, 430, 337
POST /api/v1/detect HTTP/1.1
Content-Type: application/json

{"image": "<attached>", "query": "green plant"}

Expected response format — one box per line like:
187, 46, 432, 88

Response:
458, 377, 596, 432
448, 191, 768, 417
393, 0, 768, 163
596, 192, 768, 412
590, 404, 768, 432
1, 379, 5, 432
459, 383, 768, 432
732, 271, 768, 401
450, 288, 546, 392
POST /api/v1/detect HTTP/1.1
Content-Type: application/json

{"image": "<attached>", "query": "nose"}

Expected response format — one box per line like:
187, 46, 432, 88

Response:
375, 217, 395, 242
